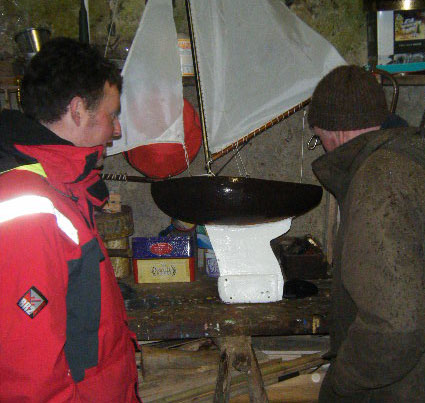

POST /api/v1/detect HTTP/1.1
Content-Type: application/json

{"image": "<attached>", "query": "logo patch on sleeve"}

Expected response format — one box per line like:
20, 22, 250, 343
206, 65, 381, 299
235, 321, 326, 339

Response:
17, 287, 48, 318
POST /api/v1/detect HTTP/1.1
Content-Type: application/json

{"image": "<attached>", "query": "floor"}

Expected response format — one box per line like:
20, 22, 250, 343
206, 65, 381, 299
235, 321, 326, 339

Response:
138, 335, 329, 402
230, 371, 325, 403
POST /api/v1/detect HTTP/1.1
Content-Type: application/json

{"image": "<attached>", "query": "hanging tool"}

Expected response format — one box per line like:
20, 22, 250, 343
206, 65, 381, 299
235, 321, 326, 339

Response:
79, 0, 90, 43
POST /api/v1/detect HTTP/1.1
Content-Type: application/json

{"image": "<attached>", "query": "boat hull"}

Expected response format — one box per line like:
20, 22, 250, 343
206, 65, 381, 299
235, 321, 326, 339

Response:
151, 176, 323, 225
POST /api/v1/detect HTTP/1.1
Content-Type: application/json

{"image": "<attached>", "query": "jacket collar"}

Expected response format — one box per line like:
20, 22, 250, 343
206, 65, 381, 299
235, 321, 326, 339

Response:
312, 127, 409, 200
15, 144, 102, 184
0, 110, 108, 206
0, 110, 72, 146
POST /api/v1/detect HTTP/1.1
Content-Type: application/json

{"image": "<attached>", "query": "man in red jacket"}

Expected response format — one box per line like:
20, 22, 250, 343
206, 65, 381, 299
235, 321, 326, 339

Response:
0, 38, 140, 402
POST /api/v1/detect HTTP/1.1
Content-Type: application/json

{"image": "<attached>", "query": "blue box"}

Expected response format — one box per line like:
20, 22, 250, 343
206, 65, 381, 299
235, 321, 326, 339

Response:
132, 236, 194, 259
196, 233, 212, 249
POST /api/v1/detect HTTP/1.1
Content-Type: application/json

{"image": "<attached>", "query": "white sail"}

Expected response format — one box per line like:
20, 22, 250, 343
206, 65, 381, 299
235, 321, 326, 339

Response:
188, 0, 346, 155
107, 0, 184, 156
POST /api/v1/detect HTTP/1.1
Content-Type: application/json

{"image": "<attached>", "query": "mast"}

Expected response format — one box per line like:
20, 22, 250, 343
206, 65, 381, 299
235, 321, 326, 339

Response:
185, 0, 214, 175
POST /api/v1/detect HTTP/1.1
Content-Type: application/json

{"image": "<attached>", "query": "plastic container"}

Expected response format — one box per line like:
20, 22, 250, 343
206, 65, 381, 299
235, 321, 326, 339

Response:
14, 28, 51, 59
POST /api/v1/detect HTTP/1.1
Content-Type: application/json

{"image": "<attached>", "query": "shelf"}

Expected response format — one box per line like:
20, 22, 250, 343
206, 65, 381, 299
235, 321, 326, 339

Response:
381, 73, 425, 86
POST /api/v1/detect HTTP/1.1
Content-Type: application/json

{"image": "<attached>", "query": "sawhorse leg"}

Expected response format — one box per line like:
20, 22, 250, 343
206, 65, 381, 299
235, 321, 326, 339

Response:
213, 336, 269, 403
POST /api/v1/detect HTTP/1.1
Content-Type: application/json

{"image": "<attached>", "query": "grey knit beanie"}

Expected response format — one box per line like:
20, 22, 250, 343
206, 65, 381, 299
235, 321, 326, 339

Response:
307, 65, 389, 131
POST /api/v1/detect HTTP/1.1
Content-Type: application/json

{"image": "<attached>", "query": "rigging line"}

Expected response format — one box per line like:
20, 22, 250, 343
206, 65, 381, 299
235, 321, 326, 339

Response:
233, 145, 249, 177
233, 146, 242, 176
215, 141, 248, 176
237, 146, 249, 177
300, 109, 306, 184
182, 142, 192, 176
105, 0, 119, 57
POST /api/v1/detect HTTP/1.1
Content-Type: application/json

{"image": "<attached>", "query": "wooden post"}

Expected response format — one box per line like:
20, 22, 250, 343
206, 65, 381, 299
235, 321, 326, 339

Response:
325, 193, 339, 265
214, 336, 269, 403
247, 341, 269, 402
214, 349, 232, 402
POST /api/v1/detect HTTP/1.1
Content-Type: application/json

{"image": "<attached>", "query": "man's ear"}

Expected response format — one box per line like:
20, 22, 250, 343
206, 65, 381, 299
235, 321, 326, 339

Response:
69, 96, 86, 127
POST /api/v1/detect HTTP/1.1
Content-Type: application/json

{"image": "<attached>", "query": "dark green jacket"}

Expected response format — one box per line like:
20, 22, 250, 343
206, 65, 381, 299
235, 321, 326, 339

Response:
313, 127, 425, 403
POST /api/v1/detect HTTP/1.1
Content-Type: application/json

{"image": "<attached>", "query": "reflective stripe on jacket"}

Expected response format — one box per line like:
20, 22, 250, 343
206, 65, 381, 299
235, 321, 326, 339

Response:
0, 194, 79, 244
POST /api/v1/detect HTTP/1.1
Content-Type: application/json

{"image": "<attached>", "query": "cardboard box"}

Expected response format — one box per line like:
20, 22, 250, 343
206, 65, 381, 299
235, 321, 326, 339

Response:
132, 236, 195, 283
205, 249, 219, 278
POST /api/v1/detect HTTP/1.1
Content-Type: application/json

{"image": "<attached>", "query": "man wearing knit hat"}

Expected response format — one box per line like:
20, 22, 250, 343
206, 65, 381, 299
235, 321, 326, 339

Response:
308, 65, 425, 402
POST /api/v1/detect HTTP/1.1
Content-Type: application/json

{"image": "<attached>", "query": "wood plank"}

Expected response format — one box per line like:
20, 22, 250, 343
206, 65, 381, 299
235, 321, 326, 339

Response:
230, 371, 325, 403
138, 353, 326, 403
141, 345, 219, 375
124, 277, 331, 341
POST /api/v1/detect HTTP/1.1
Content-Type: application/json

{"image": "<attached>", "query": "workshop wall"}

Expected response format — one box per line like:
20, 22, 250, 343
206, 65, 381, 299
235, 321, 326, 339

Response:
1, 1, 424, 247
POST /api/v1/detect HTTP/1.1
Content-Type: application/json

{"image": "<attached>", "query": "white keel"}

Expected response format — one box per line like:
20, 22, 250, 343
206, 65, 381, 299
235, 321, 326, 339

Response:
205, 218, 292, 303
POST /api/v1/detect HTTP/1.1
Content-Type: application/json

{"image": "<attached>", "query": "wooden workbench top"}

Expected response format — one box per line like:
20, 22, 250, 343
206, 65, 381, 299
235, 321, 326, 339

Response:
123, 275, 331, 341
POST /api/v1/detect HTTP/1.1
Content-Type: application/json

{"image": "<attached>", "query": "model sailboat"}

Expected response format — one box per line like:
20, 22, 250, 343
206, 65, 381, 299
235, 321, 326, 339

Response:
108, 0, 346, 302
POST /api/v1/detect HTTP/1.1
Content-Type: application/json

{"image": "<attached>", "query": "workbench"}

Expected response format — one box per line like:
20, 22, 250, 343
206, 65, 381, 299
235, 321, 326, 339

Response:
124, 275, 331, 402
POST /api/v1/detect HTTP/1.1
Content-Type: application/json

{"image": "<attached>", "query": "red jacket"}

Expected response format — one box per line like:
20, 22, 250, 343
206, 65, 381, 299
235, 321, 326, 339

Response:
0, 111, 140, 402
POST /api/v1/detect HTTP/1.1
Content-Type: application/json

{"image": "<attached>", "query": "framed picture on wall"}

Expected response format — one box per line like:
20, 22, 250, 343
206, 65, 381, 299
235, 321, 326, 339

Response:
375, 9, 425, 72
393, 9, 425, 61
